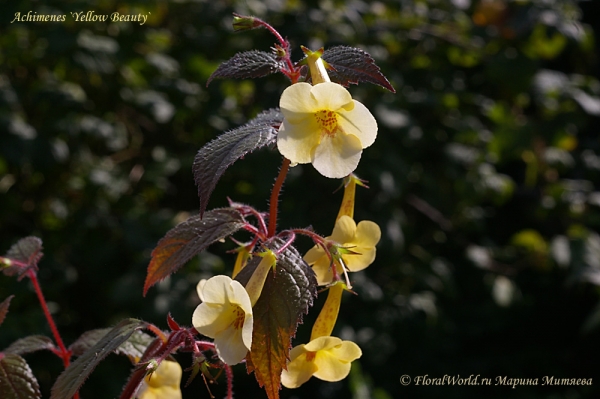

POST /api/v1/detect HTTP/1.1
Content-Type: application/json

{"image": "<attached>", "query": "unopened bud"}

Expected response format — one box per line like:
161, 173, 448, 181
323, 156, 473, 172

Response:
232, 14, 261, 32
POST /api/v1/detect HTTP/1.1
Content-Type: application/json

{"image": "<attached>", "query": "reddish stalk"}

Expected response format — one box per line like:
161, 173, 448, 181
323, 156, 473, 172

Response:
27, 269, 80, 399
268, 158, 291, 237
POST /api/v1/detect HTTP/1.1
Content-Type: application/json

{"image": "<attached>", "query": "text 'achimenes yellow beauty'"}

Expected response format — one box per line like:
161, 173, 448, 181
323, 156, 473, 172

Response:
277, 82, 377, 179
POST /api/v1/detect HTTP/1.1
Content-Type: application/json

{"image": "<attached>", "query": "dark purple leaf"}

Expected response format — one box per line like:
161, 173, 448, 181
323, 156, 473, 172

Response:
207, 50, 283, 85
0, 354, 41, 399
3, 336, 55, 356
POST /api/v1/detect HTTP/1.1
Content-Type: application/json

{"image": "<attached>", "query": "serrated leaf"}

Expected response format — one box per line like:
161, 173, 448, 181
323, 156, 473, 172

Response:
207, 50, 283, 85
236, 238, 317, 399
321, 46, 395, 93
70, 329, 154, 361
0, 295, 14, 327
144, 208, 246, 294
3, 335, 55, 356
2, 237, 43, 276
193, 108, 282, 216
50, 319, 148, 399
0, 354, 41, 399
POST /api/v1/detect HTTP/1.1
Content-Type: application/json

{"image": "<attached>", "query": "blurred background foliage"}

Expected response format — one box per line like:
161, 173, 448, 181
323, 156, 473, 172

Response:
2, 0, 600, 398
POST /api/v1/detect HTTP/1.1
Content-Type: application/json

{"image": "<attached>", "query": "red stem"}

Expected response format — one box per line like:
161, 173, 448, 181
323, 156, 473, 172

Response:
268, 158, 291, 237
27, 269, 80, 399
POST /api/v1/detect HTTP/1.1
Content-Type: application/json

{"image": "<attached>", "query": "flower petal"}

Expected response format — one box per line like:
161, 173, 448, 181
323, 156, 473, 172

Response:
330, 215, 357, 243
280, 82, 318, 122
192, 302, 231, 337
277, 118, 321, 164
304, 245, 326, 265
200, 275, 233, 303
304, 336, 342, 352
196, 279, 207, 302
312, 340, 361, 382
213, 313, 253, 365
354, 221, 382, 247
338, 100, 378, 148
342, 247, 375, 272
281, 350, 318, 389
312, 132, 363, 179
309, 82, 354, 111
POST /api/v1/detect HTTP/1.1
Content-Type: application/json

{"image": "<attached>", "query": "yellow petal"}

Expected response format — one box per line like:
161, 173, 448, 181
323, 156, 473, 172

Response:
312, 132, 363, 179
192, 302, 231, 337
338, 100, 378, 148
304, 245, 326, 265
310, 254, 338, 286
304, 335, 342, 352
277, 118, 321, 164
309, 82, 354, 111
281, 349, 318, 389
312, 340, 361, 382
330, 215, 357, 243
280, 82, 318, 122
354, 220, 381, 247
137, 360, 182, 399
213, 312, 253, 365
342, 246, 376, 272
196, 279, 207, 302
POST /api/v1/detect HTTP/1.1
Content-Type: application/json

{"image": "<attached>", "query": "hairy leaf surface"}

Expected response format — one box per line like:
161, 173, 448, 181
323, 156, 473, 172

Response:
321, 46, 395, 92
207, 50, 282, 85
2, 237, 43, 276
50, 319, 148, 399
70, 329, 154, 361
144, 208, 246, 294
0, 354, 41, 399
3, 335, 55, 356
236, 238, 317, 399
193, 108, 282, 215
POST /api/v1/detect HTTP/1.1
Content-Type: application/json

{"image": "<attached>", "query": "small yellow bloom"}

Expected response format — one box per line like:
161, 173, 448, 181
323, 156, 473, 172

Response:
281, 336, 362, 388
305, 215, 381, 285
277, 82, 378, 179
192, 275, 253, 365
136, 360, 182, 399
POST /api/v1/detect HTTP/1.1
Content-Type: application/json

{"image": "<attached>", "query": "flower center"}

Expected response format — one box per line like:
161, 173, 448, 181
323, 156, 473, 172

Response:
315, 110, 341, 137
231, 305, 245, 330
305, 351, 317, 362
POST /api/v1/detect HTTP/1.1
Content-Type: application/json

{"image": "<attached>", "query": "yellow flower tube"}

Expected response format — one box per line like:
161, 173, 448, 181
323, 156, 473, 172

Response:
244, 250, 277, 307
310, 281, 345, 340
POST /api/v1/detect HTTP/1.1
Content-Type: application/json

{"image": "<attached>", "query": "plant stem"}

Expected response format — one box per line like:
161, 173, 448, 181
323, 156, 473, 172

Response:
27, 269, 80, 399
268, 158, 291, 237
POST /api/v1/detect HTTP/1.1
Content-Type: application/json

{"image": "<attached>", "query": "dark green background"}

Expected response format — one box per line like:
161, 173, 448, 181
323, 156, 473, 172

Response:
2, 1, 600, 398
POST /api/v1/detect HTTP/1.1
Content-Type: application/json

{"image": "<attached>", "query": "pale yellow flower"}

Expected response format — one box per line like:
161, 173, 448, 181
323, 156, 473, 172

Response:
277, 82, 377, 179
192, 275, 253, 365
305, 215, 381, 285
136, 360, 182, 399
281, 336, 362, 388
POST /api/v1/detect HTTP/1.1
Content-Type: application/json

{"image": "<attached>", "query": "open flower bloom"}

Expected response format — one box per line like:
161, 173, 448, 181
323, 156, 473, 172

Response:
305, 215, 381, 285
281, 336, 362, 388
136, 360, 182, 399
277, 82, 377, 179
192, 275, 253, 365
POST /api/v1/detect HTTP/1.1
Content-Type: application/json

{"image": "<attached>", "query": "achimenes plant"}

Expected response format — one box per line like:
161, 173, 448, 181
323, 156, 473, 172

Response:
0, 14, 393, 399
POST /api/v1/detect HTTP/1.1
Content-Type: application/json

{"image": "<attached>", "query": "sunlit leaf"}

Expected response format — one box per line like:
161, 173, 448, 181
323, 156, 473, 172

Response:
321, 46, 395, 92
236, 238, 317, 399
50, 319, 148, 399
2, 237, 43, 276
144, 208, 246, 295
207, 50, 283, 85
3, 336, 55, 356
193, 108, 282, 216
0, 354, 41, 399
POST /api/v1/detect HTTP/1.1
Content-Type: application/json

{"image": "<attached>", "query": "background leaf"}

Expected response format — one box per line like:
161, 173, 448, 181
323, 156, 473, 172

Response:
3, 335, 55, 356
0, 354, 41, 399
236, 238, 317, 399
69, 329, 154, 361
321, 46, 395, 92
207, 50, 283, 85
50, 319, 148, 399
0, 296, 14, 327
144, 208, 246, 294
193, 108, 282, 216
2, 237, 43, 276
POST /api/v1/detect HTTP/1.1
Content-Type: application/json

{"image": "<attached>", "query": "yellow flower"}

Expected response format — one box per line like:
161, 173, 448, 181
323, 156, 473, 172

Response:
136, 360, 182, 399
192, 275, 253, 365
304, 215, 381, 285
281, 336, 362, 388
277, 82, 377, 179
